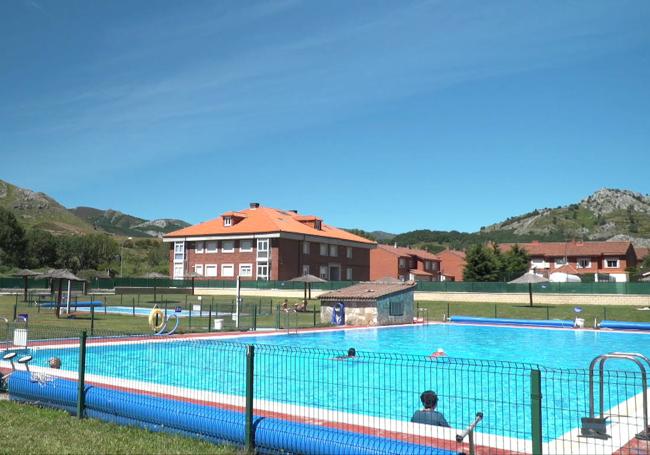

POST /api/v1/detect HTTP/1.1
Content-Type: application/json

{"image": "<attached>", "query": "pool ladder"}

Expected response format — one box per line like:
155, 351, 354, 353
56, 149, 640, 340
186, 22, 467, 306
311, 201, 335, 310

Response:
581, 352, 650, 440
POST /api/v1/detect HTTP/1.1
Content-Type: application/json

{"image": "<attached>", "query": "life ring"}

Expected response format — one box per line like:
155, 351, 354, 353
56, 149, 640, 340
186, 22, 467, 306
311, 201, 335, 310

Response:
148, 307, 165, 331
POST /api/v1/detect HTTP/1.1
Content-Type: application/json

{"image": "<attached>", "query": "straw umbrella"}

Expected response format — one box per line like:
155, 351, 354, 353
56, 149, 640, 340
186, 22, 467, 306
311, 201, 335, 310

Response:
509, 272, 549, 307
289, 274, 327, 301
13, 269, 40, 302
37, 269, 84, 318
184, 271, 201, 295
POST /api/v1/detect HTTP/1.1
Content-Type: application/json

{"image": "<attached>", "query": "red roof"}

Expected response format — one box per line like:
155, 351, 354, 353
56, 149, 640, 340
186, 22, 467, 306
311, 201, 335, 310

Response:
376, 244, 440, 261
552, 264, 581, 275
409, 269, 433, 276
500, 241, 632, 257
164, 206, 375, 245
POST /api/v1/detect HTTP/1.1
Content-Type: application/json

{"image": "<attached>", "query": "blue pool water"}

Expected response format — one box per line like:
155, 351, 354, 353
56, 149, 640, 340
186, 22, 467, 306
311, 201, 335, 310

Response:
74, 305, 228, 318
31, 324, 650, 441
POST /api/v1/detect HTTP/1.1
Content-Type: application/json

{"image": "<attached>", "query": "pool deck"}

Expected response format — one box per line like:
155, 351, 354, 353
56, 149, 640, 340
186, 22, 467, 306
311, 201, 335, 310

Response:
2, 321, 650, 454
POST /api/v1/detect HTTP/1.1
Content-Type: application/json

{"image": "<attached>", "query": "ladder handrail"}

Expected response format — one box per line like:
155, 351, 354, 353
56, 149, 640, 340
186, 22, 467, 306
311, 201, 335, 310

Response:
588, 353, 648, 438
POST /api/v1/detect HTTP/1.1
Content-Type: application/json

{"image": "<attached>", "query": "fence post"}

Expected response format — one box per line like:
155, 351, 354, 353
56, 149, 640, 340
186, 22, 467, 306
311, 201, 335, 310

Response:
252, 305, 257, 331
313, 304, 317, 326
13, 295, 18, 321
530, 369, 543, 455
275, 305, 281, 329
245, 345, 255, 453
208, 304, 212, 332
77, 330, 87, 419
90, 307, 95, 336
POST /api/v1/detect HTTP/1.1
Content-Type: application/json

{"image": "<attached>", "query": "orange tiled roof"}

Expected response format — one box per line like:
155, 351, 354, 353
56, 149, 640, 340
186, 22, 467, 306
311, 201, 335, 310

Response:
500, 241, 632, 257
376, 244, 440, 261
551, 264, 581, 275
164, 206, 375, 245
409, 269, 434, 276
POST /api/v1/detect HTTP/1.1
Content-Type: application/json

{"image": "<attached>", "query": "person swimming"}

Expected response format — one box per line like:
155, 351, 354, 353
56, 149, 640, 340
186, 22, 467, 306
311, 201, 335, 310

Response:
334, 347, 356, 360
429, 348, 447, 359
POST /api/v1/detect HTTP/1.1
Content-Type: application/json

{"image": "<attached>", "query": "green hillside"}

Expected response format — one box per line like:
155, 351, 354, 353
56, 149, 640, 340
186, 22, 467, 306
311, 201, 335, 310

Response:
0, 180, 95, 234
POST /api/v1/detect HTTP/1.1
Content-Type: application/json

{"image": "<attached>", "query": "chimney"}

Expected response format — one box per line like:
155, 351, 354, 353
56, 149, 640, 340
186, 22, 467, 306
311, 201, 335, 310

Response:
250, 202, 260, 209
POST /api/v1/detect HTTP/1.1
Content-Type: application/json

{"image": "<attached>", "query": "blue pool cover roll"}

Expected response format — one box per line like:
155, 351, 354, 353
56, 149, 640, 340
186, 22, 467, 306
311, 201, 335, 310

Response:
8, 372, 457, 455
449, 315, 575, 328
599, 320, 650, 331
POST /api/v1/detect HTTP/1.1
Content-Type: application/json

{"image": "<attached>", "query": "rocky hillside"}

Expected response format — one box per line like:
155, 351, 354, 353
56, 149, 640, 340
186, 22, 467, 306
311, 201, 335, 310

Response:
69, 207, 189, 238
0, 179, 189, 237
0, 179, 94, 234
481, 189, 650, 246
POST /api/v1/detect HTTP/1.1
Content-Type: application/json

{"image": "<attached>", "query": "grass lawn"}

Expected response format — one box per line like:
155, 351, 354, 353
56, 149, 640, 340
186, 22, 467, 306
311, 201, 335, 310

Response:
0, 400, 238, 454
0, 293, 325, 335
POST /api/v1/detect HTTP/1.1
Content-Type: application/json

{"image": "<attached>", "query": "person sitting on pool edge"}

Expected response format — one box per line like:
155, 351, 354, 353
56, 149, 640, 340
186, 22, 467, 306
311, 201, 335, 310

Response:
411, 390, 450, 427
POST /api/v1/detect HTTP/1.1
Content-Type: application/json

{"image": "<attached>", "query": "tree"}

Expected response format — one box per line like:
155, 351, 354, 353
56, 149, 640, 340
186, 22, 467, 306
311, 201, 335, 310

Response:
501, 244, 530, 280
0, 207, 27, 267
26, 229, 58, 268
463, 244, 500, 282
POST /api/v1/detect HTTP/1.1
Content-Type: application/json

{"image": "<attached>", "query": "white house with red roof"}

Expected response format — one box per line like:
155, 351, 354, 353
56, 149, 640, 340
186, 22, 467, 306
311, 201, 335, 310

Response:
163, 203, 376, 281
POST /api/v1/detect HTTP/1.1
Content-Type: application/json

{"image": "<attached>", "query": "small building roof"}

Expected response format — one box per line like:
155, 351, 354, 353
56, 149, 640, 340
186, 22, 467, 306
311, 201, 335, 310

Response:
320, 281, 416, 301
409, 269, 434, 276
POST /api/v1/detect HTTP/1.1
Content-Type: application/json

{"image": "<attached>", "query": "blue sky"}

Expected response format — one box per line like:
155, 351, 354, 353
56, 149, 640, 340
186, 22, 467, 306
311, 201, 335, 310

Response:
2, 0, 649, 233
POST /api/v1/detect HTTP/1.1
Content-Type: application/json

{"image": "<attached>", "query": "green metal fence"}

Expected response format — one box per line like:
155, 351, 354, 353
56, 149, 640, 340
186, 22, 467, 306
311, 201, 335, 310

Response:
2, 324, 648, 454
3, 276, 650, 294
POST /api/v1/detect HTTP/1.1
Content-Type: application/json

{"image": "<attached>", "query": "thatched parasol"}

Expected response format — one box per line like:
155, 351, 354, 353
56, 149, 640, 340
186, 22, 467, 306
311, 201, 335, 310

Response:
289, 274, 327, 300
13, 269, 40, 302
509, 272, 549, 307
36, 269, 84, 317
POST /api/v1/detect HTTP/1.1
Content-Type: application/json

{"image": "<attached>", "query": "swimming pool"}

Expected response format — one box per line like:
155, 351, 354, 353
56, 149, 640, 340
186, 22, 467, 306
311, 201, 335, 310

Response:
28, 324, 650, 443
73, 305, 229, 318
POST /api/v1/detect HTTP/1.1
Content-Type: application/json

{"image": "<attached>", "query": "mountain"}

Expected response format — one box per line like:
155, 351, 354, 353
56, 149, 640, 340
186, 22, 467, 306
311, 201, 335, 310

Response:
0, 179, 94, 234
481, 189, 650, 245
69, 207, 189, 238
0, 179, 189, 237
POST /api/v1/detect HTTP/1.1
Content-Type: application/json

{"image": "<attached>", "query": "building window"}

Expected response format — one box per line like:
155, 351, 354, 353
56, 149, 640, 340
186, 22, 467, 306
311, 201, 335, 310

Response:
239, 263, 253, 277
329, 245, 337, 257
425, 261, 430, 271
174, 264, 184, 278
320, 244, 328, 256
195, 242, 204, 254
205, 241, 218, 253
174, 241, 184, 262
303, 241, 310, 255
346, 267, 352, 280
555, 257, 567, 267
319, 265, 328, 279
194, 264, 204, 276
257, 264, 268, 279
240, 239, 253, 252
224, 216, 232, 227
205, 265, 217, 277
302, 264, 310, 275
257, 239, 269, 260
531, 258, 545, 267
605, 258, 619, 268
346, 247, 352, 259
221, 264, 234, 277
389, 299, 404, 316
314, 220, 322, 230
222, 240, 234, 253
431, 262, 439, 271
399, 257, 406, 268
577, 258, 591, 269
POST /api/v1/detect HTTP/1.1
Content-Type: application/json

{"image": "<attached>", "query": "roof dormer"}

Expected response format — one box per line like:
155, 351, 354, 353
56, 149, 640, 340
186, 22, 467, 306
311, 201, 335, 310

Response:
292, 214, 323, 230
221, 211, 247, 227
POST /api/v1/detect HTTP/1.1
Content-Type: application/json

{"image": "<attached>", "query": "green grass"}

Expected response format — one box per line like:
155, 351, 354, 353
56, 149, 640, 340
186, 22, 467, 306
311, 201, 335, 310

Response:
0, 400, 238, 454
416, 300, 650, 328
0, 293, 325, 335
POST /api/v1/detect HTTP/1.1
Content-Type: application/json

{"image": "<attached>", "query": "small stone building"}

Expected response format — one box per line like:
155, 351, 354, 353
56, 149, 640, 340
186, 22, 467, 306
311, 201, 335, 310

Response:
319, 281, 417, 326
